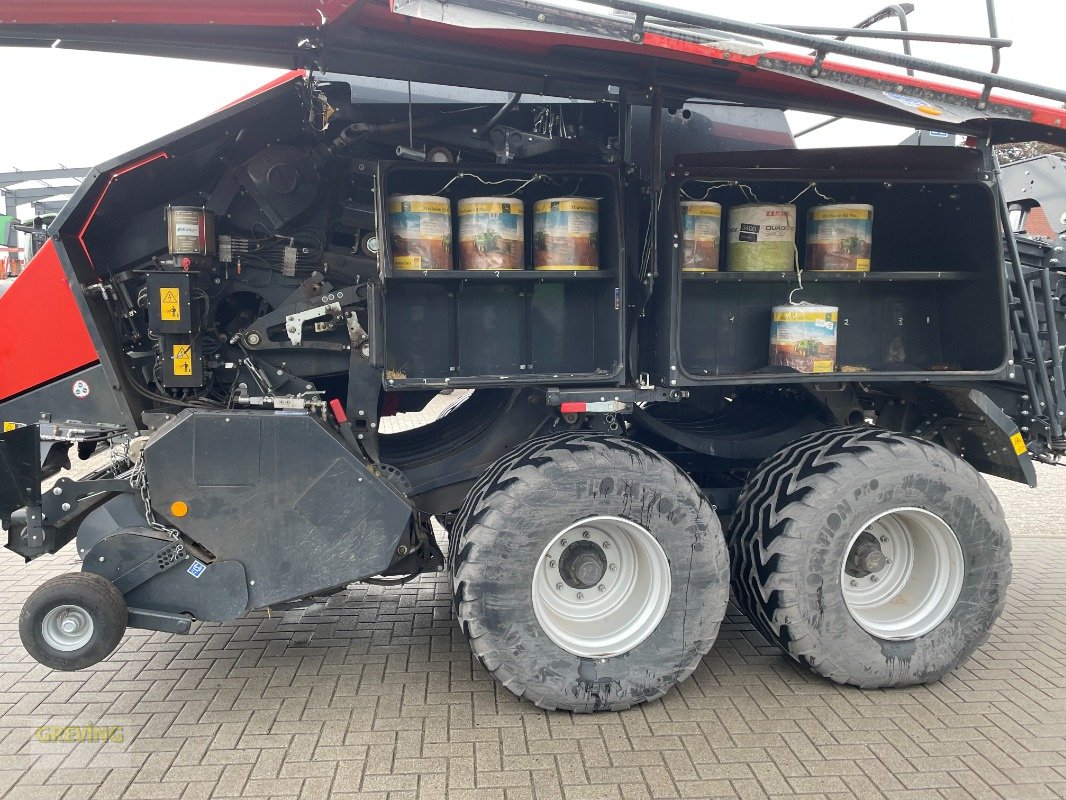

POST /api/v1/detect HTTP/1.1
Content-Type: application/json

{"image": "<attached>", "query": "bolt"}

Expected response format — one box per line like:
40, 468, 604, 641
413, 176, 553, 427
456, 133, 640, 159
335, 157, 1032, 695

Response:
576, 592, 584, 600
98, 556, 105, 562
609, 563, 617, 571
880, 535, 888, 543
556, 582, 564, 590
61, 502, 71, 512
52, 487, 62, 496
598, 584, 606, 592
549, 560, 556, 568
870, 575, 879, 582
582, 531, 590, 539
603, 542, 610, 549
850, 579, 858, 587
560, 539, 567, 546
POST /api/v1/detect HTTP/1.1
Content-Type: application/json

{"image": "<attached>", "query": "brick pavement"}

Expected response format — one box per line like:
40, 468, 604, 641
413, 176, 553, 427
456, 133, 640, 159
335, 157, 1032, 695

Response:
1, 456, 1064, 799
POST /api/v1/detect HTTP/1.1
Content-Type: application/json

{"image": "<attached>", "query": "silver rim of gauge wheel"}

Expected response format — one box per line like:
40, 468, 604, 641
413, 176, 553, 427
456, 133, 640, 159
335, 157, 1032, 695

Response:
531, 515, 672, 658
841, 507, 965, 640
40, 604, 95, 652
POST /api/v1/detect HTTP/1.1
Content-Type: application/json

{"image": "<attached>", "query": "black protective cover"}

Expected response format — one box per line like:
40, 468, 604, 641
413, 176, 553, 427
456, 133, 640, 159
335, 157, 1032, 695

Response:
0, 424, 40, 523
142, 409, 413, 608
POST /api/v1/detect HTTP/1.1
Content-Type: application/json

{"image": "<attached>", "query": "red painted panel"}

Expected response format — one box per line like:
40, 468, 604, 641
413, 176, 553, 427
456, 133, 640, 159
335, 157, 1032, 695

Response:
0, 241, 98, 401
218, 69, 305, 111
0, 0, 359, 26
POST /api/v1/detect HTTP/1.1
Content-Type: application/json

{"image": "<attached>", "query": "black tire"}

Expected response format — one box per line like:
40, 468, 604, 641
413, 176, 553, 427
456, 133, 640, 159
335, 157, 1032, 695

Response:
20, 572, 128, 671
729, 426, 1011, 688
450, 433, 730, 712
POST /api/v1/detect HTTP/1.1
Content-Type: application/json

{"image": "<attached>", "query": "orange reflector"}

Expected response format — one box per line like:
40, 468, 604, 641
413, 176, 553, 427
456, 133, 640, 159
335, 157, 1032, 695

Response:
170, 501, 189, 517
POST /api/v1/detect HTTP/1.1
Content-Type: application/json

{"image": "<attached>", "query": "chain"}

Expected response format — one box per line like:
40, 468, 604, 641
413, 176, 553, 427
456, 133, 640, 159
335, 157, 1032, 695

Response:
109, 435, 130, 476
130, 459, 185, 555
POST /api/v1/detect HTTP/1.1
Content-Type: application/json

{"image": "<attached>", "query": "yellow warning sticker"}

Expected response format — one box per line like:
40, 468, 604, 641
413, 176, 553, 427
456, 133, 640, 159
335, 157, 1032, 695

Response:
160, 288, 181, 322
1010, 431, 1028, 456
811, 360, 836, 373
393, 256, 423, 270
2, 422, 16, 432
172, 344, 193, 376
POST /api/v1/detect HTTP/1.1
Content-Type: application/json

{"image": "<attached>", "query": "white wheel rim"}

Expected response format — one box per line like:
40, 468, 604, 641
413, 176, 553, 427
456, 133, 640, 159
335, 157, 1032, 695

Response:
41, 604, 95, 652
841, 507, 965, 640
531, 515, 671, 658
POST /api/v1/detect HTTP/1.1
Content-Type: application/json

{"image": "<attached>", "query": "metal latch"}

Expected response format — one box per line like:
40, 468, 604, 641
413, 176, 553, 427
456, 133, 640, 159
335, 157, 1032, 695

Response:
285, 301, 343, 346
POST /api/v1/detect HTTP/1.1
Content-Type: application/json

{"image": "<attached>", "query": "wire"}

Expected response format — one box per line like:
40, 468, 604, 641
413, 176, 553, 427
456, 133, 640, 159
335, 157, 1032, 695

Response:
431, 172, 566, 197
680, 181, 732, 201
788, 182, 834, 204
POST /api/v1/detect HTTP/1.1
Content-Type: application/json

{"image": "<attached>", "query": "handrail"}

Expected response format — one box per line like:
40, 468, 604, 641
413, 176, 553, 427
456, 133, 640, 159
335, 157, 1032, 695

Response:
595, 0, 1066, 106
795, 3, 916, 138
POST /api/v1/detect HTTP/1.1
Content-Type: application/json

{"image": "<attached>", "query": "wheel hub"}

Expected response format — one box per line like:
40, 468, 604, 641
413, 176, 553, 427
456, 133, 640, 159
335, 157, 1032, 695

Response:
845, 533, 888, 576
532, 516, 672, 658
841, 508, 964, 640
559, 541, 608, 589
41, 604, 95, 652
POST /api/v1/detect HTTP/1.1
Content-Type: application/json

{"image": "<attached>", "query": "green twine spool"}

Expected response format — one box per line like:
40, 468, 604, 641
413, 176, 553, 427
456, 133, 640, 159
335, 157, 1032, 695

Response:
725, 203, 797, 272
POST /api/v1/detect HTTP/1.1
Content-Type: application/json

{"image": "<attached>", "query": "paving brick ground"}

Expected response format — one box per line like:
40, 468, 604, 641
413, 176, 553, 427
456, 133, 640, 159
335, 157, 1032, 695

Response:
1, 448, 1064, 799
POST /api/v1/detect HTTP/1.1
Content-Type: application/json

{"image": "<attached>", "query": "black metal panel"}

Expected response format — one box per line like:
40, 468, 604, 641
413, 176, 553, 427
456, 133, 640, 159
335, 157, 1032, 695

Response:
384, 283, 458, 381
0, 424, 40, 522
920, 387, 1037, 487
458, 284, 525, 375
83, 527, 187, 593
142, 409, 413, 608
122, 559, 250, 623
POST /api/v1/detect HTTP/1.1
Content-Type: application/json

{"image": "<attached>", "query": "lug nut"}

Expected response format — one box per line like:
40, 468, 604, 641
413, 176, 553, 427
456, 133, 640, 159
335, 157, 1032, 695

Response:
850, 579, 858, 587
602, 542, 610, 549
582, 531, 590, 539
560, 539, 567, 546
556, 582, 563, 590
598, 584, 605, 592
549, 560, 556, 568
576, 592, 584, 600
880, 535, 888, 543
609, 563, 617, 571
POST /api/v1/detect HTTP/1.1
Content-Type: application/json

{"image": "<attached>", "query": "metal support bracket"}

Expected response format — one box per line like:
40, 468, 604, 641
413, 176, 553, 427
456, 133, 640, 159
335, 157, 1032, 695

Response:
545, 385, 687, 413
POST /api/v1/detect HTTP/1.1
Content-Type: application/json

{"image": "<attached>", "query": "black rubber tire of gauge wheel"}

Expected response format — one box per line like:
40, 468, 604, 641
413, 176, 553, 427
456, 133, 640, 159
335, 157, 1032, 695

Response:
19, 572, 128, 671
450, 433, 730, 712
729, 426, 1011, 688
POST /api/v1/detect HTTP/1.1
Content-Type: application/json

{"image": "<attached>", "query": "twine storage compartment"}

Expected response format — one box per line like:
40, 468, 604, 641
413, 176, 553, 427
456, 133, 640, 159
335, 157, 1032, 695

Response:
377, 163, 624, 386
650, 147, 1010, 385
